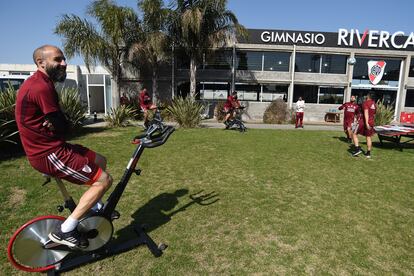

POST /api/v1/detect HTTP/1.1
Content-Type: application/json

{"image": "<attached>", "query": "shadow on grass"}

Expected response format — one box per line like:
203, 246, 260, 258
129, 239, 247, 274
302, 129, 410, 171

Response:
372, 141, 414, 153
332, 136, 351, 144
0, 142, 25, 161
114, 189, 219, 242
333, 135, 414, 153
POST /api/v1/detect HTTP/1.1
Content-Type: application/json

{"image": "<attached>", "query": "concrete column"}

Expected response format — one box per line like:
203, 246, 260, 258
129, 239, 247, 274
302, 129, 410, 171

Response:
231, 43, 236, 92
395, 55, 411, 121
345, 52, 355, 103
288, 45, 296, 108
111, 78, 119, 109
86, 75, 90, 115
171, 42, 175, 99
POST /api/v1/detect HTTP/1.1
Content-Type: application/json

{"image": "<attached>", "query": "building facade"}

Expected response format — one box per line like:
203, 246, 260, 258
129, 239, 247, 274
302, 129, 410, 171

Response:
2, 28, 414, 122
0, 64, 114, 115
172, 28, 414, 121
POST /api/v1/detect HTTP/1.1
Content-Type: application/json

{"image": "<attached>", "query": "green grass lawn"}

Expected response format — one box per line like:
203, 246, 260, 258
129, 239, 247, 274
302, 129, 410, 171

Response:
1, 127, 413, 275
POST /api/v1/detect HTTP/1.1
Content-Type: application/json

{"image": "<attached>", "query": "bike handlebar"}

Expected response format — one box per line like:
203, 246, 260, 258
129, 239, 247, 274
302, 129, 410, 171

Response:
144, 126, 175, 148
132, 125, 175, 148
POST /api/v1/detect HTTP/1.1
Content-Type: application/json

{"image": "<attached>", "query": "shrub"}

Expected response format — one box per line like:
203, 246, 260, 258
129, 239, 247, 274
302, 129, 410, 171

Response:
58, 87, 87, 130
0, 86, 17, 120
375, 100, 394, 126
167, 97, 203, 128
122, 91, 143, 120
214, 101, 226, 122
0, 86, 19, 145
104, 105, 136, 127
288, 108, 296, 124
263, 99, 290, 124
0, 119, 19, 145
159, 100, 174, 121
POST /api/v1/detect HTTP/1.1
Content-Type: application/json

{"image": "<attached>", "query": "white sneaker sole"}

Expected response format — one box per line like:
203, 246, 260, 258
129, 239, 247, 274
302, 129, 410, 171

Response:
352, 151, 363, 157
48, 233, 78, 248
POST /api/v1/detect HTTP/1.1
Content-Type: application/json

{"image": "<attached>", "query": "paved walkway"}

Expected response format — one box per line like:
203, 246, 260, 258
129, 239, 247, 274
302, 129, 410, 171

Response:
84, 117, 343, 131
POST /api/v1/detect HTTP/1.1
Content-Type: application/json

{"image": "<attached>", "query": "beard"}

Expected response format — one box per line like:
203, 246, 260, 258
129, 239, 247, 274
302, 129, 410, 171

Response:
45, 64, 67, 82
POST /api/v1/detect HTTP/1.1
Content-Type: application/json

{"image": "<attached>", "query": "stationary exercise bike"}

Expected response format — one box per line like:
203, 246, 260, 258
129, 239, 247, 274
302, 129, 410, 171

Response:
143, 106, 167, 137
7, 125, 175, 274
225, 106, 247, 132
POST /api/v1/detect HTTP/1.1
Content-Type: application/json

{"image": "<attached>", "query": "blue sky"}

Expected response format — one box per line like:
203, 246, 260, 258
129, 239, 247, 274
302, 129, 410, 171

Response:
0, 0, 413, 65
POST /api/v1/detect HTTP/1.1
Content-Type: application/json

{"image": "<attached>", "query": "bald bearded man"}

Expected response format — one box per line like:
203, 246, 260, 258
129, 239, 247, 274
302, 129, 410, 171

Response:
15, 45, 113, 248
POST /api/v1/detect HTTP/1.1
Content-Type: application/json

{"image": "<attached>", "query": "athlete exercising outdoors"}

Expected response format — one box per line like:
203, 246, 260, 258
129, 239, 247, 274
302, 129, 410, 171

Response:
139, 87, 157, 129
352, 93, 377, 159
223, 91, 241, 128
15, 45, 113, 248
338, 95, 359, 144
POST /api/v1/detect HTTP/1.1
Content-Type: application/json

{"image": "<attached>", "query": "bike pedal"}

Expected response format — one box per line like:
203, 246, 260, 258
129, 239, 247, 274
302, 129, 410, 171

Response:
111, 210, 120, 220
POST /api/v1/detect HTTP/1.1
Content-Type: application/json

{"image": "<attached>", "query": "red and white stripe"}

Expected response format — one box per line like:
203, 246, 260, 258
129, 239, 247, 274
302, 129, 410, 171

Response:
47, 153, 90, 183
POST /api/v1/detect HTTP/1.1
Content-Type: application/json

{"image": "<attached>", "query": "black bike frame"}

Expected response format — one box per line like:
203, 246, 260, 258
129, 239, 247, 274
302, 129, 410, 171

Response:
59, 126, 174, 219
102, 126, 174, 218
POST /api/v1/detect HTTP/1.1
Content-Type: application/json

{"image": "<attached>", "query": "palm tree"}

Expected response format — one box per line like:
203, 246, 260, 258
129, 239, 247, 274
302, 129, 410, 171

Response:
169, 0, 246, 99
55, 0, 141, 107
129, 0, 170, 104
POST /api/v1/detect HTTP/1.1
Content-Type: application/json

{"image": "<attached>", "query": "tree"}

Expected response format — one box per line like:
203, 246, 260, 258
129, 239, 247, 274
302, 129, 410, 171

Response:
169, 0, 246, 99
128, 0, 170, 104
55, 0, 141, 107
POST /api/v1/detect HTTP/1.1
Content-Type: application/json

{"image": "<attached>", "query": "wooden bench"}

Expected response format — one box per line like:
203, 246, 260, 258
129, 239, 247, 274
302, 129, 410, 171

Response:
324, 112, 341, 123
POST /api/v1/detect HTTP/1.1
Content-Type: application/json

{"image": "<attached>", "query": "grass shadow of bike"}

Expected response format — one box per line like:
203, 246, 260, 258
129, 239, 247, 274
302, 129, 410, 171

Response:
113, 189, 219, 243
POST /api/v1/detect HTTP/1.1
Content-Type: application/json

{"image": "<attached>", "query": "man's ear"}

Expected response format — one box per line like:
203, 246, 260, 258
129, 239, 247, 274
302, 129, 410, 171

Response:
36, 58, 45, 69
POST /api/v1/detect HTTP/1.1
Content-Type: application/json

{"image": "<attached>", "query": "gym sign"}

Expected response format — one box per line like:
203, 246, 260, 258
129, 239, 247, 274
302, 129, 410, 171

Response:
246, 29, 414, 51
261, 31, 326, 45
338, 29, 414, 49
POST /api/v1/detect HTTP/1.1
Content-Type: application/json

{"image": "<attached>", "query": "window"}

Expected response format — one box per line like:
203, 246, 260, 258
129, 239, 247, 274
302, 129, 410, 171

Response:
88, 74, 104, 85
176, 49, 191, 69
319, 87, 344, 104
293, 85, 344, 104
321, 55, 347, 74
295, 53, 321, 73
409, 58, 414, 78
236, 51, 262, 71
204, 50, 232, 70
0, 79, 26, 91
262, 84, 288, 102
405, 89, 414, 107
293, 85, 318, 103
295, 53, 347, 74
199, 82, 230, 100
351, 88, 397, 106
353, 57, 401, 86
235, 83, 261, 101
8, 71, 30, 76
263, 52, 290, 72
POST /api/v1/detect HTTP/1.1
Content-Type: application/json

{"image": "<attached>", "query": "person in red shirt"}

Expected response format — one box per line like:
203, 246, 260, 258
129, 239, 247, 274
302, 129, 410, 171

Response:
139, 88, 156, 129
223, 91, 241, 128
120, 93, 129, 106
338, 95, 359, 143
15, 45, 113, 248
352, 93, 376, 158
